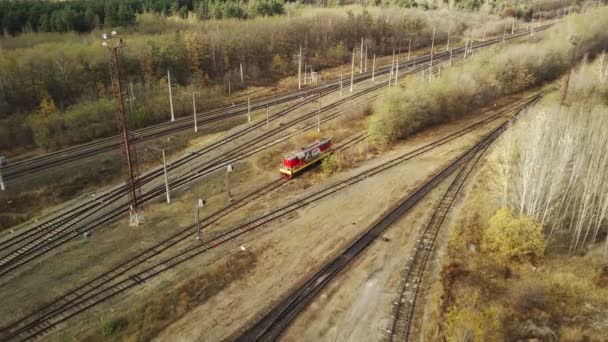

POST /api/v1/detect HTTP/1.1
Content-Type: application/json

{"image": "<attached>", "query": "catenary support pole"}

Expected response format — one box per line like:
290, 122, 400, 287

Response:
161, 149, 170, 204
408, 37, 412, 61
0, 156, 6, 191
350, 50, 355, 92
168, 70, 175, 122
372, 54, 376, 81
394, 55, 399, 86
360, 37, 364, 73
247, 94, 251, 123
512, 17, 515, 35
298, 45, 302, 90
429, 25, 436, 82
340, 65, 343, 96
317, 92, 321, 133
364, 46, 368, 72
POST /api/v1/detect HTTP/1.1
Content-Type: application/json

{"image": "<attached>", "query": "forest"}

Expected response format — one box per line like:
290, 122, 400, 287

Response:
0, 7, 517, 151
0, 0, 584, 36
0, 0, 590, 152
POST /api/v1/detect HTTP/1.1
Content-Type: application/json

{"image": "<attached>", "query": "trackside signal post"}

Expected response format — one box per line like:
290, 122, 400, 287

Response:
103, 31, 144, 226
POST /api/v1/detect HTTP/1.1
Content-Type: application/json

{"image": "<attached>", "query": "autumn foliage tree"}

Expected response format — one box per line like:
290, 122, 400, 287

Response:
481, 209, 546, 265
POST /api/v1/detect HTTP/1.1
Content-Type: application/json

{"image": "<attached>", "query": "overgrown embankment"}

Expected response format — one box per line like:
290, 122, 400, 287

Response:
422, 50, 608, 341
368, 8, 608, 147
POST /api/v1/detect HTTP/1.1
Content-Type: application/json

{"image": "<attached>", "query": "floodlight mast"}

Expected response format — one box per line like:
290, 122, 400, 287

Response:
103, 32, 144, 226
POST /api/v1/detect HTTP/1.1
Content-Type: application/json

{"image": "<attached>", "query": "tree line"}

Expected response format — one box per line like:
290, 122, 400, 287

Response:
0, 0, 286, 36
1, 7, 497, 151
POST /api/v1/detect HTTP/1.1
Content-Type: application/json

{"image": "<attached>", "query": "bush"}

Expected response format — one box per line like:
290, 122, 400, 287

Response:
368, 9, 608, 147
101, 317, 128, 336
481, 208, 546, 264
321, 153, 340, 176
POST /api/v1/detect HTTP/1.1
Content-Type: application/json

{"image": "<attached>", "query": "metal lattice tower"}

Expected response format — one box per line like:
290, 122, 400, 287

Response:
104, 32, 144, 226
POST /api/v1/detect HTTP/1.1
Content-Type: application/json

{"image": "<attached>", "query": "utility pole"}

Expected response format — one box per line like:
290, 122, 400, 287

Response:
304, 62, 307, 85
449, 49, 453, 66
182, 91, 200, 132
561, 35, 578, 106
360, 37, 364, 73
372, 54, 376, 81
503, 25, 507, 43
0, 156, 6, 191
317, 92, 321, 132
167, 70, 175, 122
195, 199, 205, 241
350, 50, 355, 92
226, 164, 234, 202
146, 146, 171, 204
298, 45, 302, 90
103, 31, 144, 226
446, 26, 450, 51
429, 25, 436, 82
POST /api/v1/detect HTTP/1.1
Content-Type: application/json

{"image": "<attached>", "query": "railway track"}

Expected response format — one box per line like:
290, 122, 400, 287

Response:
0, 41, 454, 278
236, 96, 537, 342
2, 23, 553, 182
0, 95, 538, 342
0, 24, 555, 278
0, 83, 381, 278
0, 25, 549, 284
386, 131, 491, 342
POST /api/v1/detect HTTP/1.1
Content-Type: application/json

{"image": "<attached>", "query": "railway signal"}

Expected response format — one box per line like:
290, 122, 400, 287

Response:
103, 31, 144, 226
0, 156, 6, 191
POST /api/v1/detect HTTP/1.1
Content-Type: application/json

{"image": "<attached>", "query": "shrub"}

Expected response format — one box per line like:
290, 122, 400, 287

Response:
368, 9, 608, 147
101, 317, 128, 336
481, 208, 546, 264
321, 153, 340, 176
